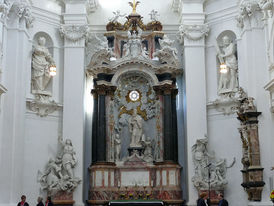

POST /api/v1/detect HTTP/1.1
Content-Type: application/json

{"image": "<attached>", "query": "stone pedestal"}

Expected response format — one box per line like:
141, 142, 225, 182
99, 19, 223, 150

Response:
238, 99, 265, 201
53, 191, 74, 206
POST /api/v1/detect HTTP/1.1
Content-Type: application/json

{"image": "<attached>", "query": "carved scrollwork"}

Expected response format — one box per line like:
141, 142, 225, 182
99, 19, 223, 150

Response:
26, 95, 62, 117
0, 0, 12, 21
60, 24, 89, 42
178, 24, 210, 42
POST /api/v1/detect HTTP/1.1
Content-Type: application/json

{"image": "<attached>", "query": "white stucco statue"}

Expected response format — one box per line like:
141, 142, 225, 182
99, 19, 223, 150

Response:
114, 134, 121, 161
38, 137, 81, 195
39, 158, 62, 192
128, 108, 143, 147
258, 0, 273, 19
149, 9, 159, 21
142, 138, 154, 163
216, 36, 238, 94
191, 136, 234, 190
95, 35, 109, 51
154, 35, 178, 66
32, 36, 55, 94
109, 10, 126, 22
58, 136, 77, 178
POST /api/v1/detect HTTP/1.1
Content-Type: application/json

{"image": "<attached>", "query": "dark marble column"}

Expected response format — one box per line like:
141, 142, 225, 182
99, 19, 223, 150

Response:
91, 90, 98, 163
154, 83, 178, 163
91, 84, 116, 163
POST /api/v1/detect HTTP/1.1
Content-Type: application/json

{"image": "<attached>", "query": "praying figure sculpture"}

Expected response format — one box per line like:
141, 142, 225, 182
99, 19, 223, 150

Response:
32, 36, 55, 95
216, 36, 238, 94
128, 108, 143, 148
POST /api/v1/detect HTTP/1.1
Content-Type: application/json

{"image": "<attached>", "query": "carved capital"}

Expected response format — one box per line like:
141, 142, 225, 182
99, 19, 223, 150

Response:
0, 0, 12, 21
236, 0, 261, 29
153, 83, 177, 96
92, 84, 117, 96
9, 2, 35, 28
86, 0, 98, 14
178, 24, 209, 42
60, 24, 89, 42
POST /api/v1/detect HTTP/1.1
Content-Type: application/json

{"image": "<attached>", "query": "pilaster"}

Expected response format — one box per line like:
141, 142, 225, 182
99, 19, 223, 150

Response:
0, 1, 33, 203
60, 0, 87, 205
178, 0, 208, 204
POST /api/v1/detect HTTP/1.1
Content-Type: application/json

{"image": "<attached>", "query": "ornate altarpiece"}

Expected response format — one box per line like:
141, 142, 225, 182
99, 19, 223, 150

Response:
86, 3, 183, 205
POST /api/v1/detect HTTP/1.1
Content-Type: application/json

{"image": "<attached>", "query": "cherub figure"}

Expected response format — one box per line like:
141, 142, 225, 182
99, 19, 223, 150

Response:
149, 9, 159, 21
109, 10, 126, 22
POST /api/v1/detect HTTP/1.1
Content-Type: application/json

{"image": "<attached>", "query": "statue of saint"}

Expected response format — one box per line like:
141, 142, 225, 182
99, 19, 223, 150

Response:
128, 108, 143, 147
32, 36, 55, 94
58, 136, 77, 178
216, 36, 238, 94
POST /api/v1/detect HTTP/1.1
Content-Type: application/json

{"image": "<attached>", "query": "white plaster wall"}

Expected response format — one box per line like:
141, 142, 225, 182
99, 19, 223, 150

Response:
205, 0, 274, 206
0, 3, 64, 206
88, 0, 180, 26
0, 1, 274, 206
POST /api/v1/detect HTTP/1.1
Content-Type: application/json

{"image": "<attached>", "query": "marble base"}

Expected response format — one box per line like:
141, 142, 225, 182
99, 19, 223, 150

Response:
88, 162, 182, 204
52, 191, 74, 206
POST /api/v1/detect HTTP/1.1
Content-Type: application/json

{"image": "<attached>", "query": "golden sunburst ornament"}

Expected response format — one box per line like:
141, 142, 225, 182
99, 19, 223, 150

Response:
128, 0, 140, 14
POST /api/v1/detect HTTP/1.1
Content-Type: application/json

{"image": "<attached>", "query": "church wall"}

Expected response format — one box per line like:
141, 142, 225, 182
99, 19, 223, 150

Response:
0, 4, 64, 206
87, 0, 180, 26
0, 0, 274, 206
205, 0, 274, 205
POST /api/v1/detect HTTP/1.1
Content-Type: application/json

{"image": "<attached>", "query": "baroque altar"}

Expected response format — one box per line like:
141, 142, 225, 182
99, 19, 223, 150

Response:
87, 1, 183, 205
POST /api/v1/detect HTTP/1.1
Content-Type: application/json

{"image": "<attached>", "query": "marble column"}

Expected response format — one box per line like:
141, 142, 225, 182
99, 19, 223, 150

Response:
91, 83, 116, 163
60, 1, 88, 205
154, 82, 178, 163
178, 0, 209, 204
237, 105, 265, 201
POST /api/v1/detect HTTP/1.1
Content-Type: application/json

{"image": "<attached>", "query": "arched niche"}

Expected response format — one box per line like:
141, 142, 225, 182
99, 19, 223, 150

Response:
106, 69, 163, 162
216, 30, 238, 95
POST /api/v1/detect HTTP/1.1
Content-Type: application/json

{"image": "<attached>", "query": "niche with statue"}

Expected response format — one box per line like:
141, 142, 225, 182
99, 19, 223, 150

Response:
27, 32, 60, 117
215, 31, 239, 96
